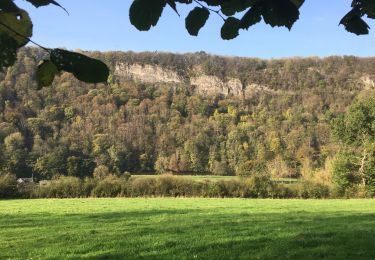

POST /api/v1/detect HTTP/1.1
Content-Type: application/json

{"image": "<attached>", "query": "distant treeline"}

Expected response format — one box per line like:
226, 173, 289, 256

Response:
0, 48, 374, 198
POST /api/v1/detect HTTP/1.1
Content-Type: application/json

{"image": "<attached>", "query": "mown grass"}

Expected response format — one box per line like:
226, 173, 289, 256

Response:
0, 199, 374, 259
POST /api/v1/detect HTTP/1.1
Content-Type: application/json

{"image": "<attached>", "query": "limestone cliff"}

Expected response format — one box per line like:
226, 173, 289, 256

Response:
190, 76, 243, 96
360, 76, 375, 90
114, 62, 275, 97
115, 63, 182, 84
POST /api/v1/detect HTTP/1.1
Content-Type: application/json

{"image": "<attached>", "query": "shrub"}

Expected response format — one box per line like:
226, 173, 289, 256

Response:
220, 180, 242, 197
128, 175, 200, 197
0, 174, 342, 199
82, 177, 98, 197
299, 181, 331, 199
272, 184, 297, 199
0, 174, 18, 198
169, 177, 196, 197
154, 175, 175, 196
204, 181, 222, 197
91, 176, 124, 197
241, 174, 275, 198
36, 176, 83, 198
129, 177, 156, 197
17, 183, 36, 199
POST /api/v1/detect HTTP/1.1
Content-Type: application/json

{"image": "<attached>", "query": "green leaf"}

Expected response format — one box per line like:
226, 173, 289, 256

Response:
176, 0, 192, 3
0, 9, 33, 47
50, 49, 110, 84
166, 0, 179, 15
25, 0, 67, 12
26, 0, 60, 7
240, 3, 263, 29
290, 0, 305, 8
129, 0, 166, 31
340, 9, 370, 35
221, 17, 240, 40
201, 0, 220, 7
185, 7, 210, 36
361, 0, 375, 19
221, 0, 257, 16
262, 0, 300, 30
345, 17, 370, 35
36, 60, 59, 89
0, 0, 20, 12
0, 4, 30, 70
0, 33, 18, 70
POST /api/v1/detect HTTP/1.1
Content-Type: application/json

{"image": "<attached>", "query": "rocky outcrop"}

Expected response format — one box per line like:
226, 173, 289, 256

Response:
227, 78, 243, 96
190, 75, 227, 95
190, 76, 244, 96
360, 76, 375, 90
115, 62, 277, 97
115, 63, 182, 84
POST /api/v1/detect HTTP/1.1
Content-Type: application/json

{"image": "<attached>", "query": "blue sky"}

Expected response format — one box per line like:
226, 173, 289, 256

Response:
15, 0, 375, 58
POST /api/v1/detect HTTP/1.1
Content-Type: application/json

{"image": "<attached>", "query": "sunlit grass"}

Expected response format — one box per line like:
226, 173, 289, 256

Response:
0, 198, 374, 259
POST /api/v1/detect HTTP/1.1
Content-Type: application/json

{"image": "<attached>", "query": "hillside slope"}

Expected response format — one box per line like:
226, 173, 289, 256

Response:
0, 48, 374, 180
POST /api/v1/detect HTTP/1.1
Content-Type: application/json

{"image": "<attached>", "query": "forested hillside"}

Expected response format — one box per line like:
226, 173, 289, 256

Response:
1, 48, 375, 195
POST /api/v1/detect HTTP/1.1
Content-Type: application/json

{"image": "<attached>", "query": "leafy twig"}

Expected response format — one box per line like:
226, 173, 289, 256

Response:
193, 0, 225, 21
0, 21, 50, 52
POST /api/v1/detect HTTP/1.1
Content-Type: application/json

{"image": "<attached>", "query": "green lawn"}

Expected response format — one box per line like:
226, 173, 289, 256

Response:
0, 199, 374, 259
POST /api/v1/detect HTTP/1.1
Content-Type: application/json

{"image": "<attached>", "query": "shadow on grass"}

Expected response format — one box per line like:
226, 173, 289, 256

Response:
1, 208, 375, 259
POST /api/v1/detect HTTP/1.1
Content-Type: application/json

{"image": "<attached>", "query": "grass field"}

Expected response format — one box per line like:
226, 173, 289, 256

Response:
1, 199, 375, 259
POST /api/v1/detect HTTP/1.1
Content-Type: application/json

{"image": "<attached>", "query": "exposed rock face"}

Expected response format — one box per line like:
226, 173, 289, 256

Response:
227, 78, 243, 96
360, 76, 375, 90
115, 62, 275, 97
115, 63, 182, 84
190, 75, 227, 95
190, 76, 245, 96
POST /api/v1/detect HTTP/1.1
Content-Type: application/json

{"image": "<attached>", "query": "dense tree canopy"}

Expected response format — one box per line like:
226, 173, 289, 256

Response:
1, 48, 375, 197
331, 95, 375, 195
1, 0, 375, 86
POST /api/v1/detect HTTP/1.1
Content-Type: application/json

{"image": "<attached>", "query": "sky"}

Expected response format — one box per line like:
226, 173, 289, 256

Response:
15, 0, 375, 59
